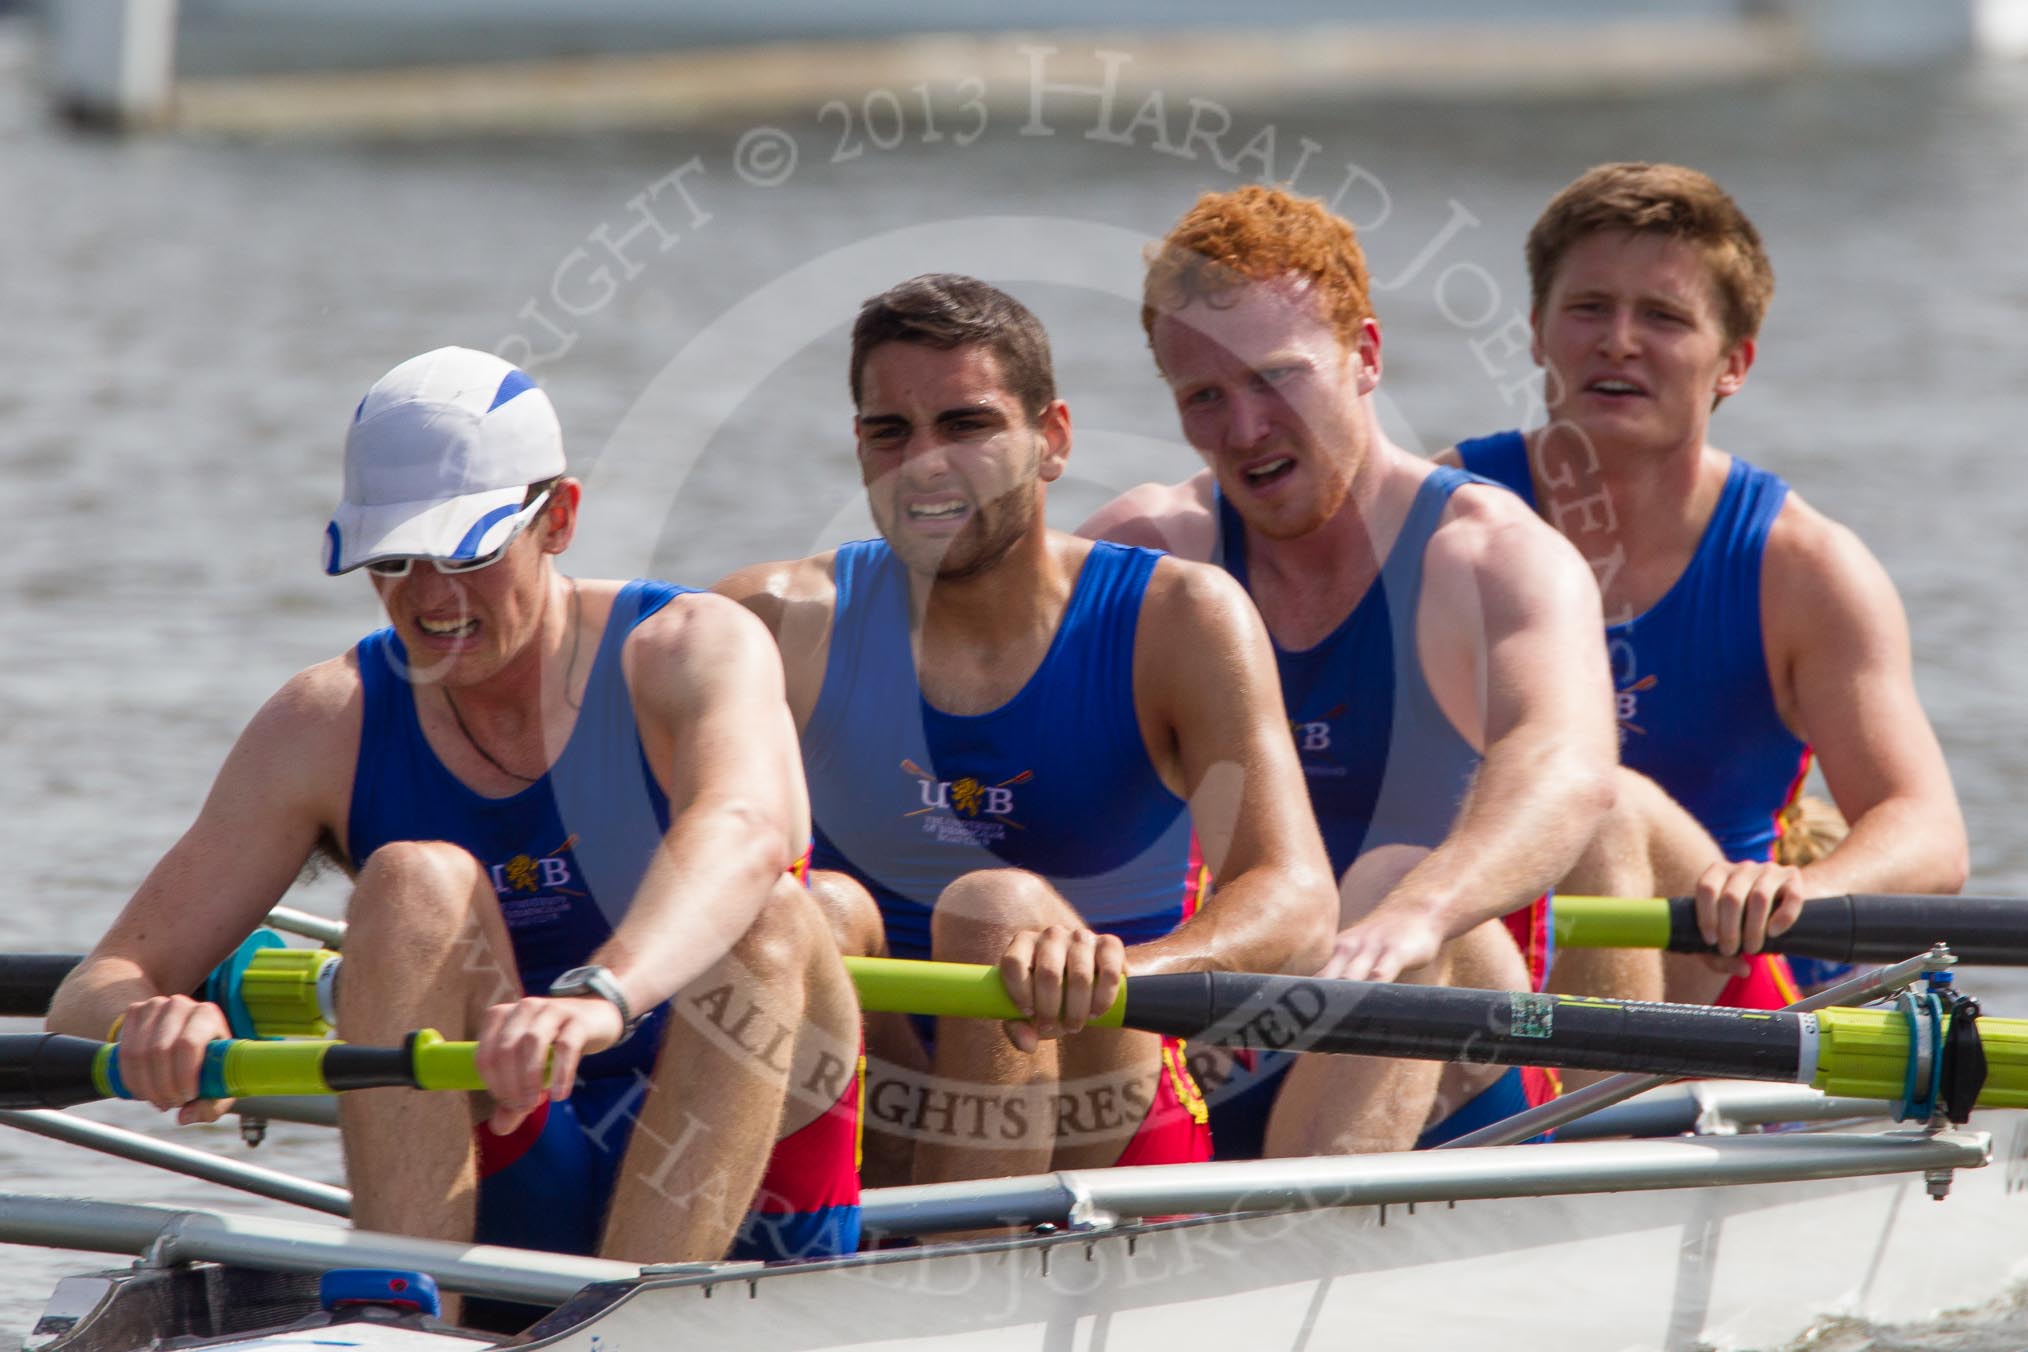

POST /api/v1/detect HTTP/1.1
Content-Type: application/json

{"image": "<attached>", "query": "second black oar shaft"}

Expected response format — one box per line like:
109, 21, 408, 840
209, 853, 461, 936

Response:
1556, 893, 2028, 965
847, 959, 2023, 1110
1121, 973, 1805, 1081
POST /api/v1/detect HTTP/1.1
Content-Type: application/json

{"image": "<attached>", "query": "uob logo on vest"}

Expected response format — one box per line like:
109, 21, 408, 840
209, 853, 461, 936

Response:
488, 835, 584, 927
1289, 703, 1348, 777
903, 761, 1030, 847
1292, 720, 1332, 752
1616, 673, 1658, 741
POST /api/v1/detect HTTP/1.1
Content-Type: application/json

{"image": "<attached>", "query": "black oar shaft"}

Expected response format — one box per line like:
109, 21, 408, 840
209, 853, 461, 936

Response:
1661, 894, 2028, 964
0, 956, 84, 1020
0, 1034, 110, 1109
1124, 972, 1811, 1083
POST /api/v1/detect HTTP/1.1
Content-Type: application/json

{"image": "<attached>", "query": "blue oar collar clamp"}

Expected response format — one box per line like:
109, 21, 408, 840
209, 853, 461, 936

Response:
202, 929, 286, 1039
1892, 987, 1946, 1123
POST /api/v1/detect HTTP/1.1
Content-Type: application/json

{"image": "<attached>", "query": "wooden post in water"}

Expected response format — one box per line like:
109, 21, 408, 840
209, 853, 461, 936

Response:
48, 0, 179, 131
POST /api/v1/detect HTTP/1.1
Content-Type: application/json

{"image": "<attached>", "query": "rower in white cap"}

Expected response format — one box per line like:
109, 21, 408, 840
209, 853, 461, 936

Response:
48, 347, 864, 1321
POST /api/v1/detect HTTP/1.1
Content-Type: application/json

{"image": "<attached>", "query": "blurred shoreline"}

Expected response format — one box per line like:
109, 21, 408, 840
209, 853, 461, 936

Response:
166, 19, 1807, 139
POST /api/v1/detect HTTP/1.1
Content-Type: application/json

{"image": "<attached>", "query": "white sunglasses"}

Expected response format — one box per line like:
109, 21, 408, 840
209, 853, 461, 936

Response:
363, 490, 552, 579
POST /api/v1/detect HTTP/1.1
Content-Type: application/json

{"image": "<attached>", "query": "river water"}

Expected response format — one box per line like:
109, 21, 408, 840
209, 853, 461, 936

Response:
3, 19, 2027, 1348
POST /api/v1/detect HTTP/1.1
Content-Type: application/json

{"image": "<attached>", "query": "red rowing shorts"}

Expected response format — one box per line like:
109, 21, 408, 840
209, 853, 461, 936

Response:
1716, 952, 1803, 1011
473, 1051, 863, 1262
1501, 893, 1554, 992
1115, 1036, 1212, 1167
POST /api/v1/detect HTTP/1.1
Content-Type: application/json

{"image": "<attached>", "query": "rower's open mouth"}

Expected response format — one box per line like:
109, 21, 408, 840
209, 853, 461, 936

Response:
418, 616, 478, 639
904, 497, 970, 525
1241, 457, 1296, 489
1585, 378, 1649, 399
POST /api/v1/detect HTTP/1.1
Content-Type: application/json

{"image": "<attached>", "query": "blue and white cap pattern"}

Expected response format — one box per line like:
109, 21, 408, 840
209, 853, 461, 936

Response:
325, 346, 564, 576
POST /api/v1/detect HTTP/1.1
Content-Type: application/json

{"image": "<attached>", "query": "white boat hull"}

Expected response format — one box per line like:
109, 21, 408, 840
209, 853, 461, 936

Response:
29, 1108, 2028, 1352
527, 1117, 2028, 1351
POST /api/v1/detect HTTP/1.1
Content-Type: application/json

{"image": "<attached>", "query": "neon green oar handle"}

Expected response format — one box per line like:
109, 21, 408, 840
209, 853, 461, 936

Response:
846, 956, 1128, 1027
94, 1029, 486, 1101
0, 1030, 486, 1109
1553, 895, 1675, 950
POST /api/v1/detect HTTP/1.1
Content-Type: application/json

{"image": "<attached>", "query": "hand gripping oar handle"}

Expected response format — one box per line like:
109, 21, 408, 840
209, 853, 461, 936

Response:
0, 1031, 482, 1110
845, 956, 1128, 1028
845, 957, 2028, 1113
1555, 894, 2028, 965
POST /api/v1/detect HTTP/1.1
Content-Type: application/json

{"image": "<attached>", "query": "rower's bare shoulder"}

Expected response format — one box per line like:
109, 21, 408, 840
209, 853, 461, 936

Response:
1424, 478, 1601, 623
208, 656, 362, 829
1139, 552, 1267, 652
1761, 490, 1903, 648
629, 590, 779, 673
1764, 490, 1881, 587
623, 592, 791, 729
252, 655, 364, 750
1078, 471, 1217, 561
711, 552, 839, 636
1436, 476, 1576, 566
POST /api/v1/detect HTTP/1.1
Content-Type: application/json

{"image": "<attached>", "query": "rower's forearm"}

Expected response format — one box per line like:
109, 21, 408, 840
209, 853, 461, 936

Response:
1124, 867, 1338, 978
45, 958, 161, 1040
591, 802, 797, 1014
1800, 798, 1970, 899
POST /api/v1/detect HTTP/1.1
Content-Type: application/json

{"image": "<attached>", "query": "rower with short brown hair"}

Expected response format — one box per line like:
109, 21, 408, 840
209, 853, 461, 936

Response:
1525, 160, 1774, 351
1447, 161, 1966, 1004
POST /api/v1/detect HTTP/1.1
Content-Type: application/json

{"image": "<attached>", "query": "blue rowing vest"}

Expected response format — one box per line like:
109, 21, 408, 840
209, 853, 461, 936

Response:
804, 539, 1200, 961
1215, 467, 1484, 880
1455, 431, 1811, 862
347, 578, 686, 1082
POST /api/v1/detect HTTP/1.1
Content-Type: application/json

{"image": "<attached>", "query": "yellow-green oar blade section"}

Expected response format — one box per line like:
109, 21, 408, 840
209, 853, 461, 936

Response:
1813, 1007, 2028, 1109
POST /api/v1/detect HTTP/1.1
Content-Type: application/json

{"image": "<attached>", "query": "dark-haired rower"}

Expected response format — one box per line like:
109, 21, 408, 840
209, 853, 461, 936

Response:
718, 274, 1337, 1188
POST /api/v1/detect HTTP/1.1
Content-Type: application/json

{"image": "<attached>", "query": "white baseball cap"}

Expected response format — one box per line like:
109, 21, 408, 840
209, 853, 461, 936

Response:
323, 346, 565, 576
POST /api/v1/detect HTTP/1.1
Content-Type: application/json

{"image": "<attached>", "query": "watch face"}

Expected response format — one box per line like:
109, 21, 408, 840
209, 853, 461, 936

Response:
549, 967, 597, 997
547, 966, 636, 1034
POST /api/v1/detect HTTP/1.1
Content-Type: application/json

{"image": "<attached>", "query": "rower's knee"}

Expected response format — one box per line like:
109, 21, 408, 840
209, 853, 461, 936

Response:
930, 869, 1071, 961
808, 870, 887, 958
730, 874, 831, 980
349, 840, 490, 939
342, 841, 513, 1024
1603, 769, 1664, 845
1608, 768, 1687, 843
1565, 769, 1665, 894
1444, 919, 1531, 993
1624, 769, 1723, 893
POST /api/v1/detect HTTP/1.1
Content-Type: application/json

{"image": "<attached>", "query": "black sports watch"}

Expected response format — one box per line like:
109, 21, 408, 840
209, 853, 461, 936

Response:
547, 965, 643, 1044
